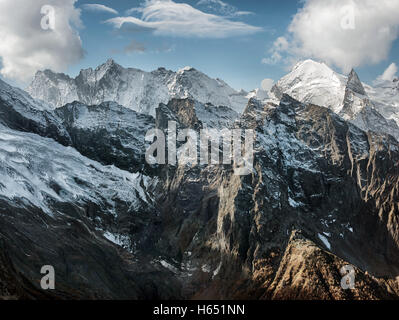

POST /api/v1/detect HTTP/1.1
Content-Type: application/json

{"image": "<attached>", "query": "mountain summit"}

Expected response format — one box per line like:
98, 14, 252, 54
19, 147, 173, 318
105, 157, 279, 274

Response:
28, 58, 399, 141
347, 69, 366, 96
270, 59, 347, 113
27, 60, 248, 115
270, 60, 399, 140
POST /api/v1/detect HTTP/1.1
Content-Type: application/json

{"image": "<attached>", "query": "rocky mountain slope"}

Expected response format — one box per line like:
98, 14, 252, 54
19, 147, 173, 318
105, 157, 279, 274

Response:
27, 59, 248, 115
1, 72, 399, 299
269, 60, 399, 141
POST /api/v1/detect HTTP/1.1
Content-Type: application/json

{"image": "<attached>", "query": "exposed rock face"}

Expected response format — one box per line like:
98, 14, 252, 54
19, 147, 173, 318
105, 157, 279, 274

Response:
347, 69, 366, 96
260, 231, 394, 300
54, 101, 155, 173
340, 70, 399, 140
0, 78, 71, 146
139, 94, 399, 299
157, 98, 239, 130
2, 74, 399, 300
341, 69, 368, 119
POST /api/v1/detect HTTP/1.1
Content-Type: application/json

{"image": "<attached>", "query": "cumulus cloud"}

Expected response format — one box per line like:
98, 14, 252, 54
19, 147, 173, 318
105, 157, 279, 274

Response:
0, 0, 84, 83
263, 0, 399, 73
108, 0, 261, 38
376, 63, 398, 82
82, 4, 118, 15
262, 37, 289, 65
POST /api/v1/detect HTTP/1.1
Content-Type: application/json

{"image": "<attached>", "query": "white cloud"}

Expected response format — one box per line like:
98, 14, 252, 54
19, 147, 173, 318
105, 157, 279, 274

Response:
376, 63, 398, 82
264, 0, 399, 73
261, 79, 274, 91
108, 0, 261, 38
262, 52, 282, 65
262, 37, 288, 65
0, 0, 84, 83
82, 4, 118, 15
197, 0, 253, 17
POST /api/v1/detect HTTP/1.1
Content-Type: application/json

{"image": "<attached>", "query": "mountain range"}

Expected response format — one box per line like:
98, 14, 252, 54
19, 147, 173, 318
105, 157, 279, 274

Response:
0, 59, 399, 299
27, 59, 248, 115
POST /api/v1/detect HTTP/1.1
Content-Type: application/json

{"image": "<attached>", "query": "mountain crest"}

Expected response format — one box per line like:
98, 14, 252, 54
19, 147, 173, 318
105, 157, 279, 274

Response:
346, 68, 366, 95
98, 58, 120, 71
33, 69, 72, 83
27, 60, 248, 115
177, 66, 195, 73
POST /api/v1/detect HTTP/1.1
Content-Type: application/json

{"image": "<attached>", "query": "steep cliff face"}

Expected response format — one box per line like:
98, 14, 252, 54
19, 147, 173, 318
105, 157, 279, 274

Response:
2, 75, 399, 299
54, 101, 156, 173
145, 95, 399, 299
0, 79, 71, 146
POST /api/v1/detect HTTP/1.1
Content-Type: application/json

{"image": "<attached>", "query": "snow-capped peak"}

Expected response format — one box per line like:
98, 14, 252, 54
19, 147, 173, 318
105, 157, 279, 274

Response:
104, 58, 117, 67
27, 60, 249, 115
95, 59, 121, 74
291, 59, 331, 72
270, 59, 399, 140
297, 60, 341, 81
178, 66, 195, 73
272, 59, 347, 113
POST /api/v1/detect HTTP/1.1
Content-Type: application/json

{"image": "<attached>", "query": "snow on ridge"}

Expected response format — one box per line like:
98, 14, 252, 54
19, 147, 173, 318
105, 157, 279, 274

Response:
270, 59, 399, 141
27, 60, 249, 115
0, 124, 152, 217
273, 59, 347, 114
23, 57, 399, 141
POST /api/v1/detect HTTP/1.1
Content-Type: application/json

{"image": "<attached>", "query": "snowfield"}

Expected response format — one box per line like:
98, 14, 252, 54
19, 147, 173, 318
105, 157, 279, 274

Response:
0, 124, 152, 216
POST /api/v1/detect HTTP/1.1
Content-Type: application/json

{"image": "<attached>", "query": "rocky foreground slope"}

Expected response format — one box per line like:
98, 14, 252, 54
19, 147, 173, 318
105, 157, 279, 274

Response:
1, 70, 399, 299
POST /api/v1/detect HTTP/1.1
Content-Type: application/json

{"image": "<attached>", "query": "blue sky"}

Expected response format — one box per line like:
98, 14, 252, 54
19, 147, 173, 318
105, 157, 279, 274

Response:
0, 0, 398, 91
71, 0, 299, 91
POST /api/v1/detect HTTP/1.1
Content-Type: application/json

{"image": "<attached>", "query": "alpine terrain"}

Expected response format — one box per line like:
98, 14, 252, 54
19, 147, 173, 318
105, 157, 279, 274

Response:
0, 59, 399, 300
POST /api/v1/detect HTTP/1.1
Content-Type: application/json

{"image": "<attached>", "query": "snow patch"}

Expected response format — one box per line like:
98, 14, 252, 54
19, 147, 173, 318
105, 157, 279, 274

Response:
318, 233, 331, 250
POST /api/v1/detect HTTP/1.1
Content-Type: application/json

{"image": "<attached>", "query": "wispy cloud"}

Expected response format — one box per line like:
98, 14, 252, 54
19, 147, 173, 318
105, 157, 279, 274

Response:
124, 40, 146, 54
111, 40, 175, 55
262, 37, 289, 65
108, 0, 261, 38
82, 3, 118, 15
197, 0, 254, 17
